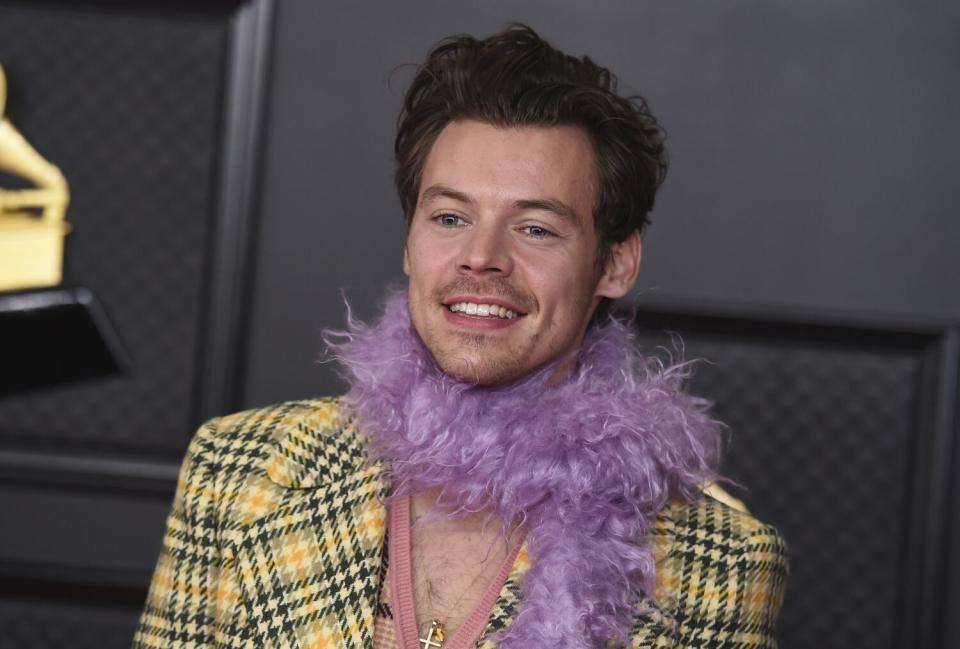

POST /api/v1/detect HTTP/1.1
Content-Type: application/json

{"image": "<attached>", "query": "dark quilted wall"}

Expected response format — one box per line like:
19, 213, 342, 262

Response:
0, 596, 141, 649
634, 313, 929, 649
0, 3, 230, 456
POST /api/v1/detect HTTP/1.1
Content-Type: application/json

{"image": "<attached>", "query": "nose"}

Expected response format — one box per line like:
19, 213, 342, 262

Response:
457, 223, 513, 277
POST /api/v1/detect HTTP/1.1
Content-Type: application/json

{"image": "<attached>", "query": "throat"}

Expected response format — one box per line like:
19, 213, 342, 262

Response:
408, 489, 524, 638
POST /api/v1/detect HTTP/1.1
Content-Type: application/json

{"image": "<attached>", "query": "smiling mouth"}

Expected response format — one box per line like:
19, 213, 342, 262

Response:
447, 301, 519, 320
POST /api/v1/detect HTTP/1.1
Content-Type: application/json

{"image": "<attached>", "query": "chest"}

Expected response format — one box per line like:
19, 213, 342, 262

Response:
408, 517, 513, 632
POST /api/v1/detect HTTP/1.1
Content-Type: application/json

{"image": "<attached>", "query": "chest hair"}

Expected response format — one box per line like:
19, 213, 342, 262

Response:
408, 503, 515, 634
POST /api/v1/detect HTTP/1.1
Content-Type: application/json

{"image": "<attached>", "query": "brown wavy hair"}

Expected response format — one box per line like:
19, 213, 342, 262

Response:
394, 23, 668, 269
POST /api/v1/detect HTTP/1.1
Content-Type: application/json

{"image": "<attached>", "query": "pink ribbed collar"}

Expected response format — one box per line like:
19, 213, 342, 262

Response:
388, 494, 526, 649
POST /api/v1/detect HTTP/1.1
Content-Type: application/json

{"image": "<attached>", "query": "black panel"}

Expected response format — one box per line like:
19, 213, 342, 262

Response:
630, 306, 955, 649
0, 2, 230, 455
0, 288, 129, 395
0, 1, 275, 644
0, 597, 141, 649
0, 485, 170, 583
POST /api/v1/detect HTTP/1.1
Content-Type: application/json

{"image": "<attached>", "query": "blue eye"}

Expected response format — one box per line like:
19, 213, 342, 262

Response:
435, 213, 465, 227
522, 225, 555, 239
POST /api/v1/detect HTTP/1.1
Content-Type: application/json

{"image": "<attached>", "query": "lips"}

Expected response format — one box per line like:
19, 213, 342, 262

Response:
441, 295, 527, 330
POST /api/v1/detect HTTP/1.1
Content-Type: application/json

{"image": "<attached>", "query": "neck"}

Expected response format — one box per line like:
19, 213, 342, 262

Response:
411, 485, 527, 541
411, 486, 486, 528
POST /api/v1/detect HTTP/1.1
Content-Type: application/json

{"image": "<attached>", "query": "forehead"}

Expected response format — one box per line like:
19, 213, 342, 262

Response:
419, 120, 598, 213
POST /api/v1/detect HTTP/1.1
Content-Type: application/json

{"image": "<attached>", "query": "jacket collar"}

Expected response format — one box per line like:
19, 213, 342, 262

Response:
263, 398, 374, 490
239, 398, 537, 648
232, 398, 390, 649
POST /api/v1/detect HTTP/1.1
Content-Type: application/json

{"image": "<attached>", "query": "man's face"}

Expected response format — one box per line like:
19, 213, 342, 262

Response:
404, 119, 639, 385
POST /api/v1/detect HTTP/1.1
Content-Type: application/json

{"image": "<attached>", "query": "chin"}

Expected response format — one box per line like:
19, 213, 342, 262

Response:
412, 309, 545, 385
425, 340, 534, 386
433, 353, 521, 386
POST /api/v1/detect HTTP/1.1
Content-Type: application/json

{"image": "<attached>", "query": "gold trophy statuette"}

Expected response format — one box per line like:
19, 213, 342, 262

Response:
0, 63, 71, 292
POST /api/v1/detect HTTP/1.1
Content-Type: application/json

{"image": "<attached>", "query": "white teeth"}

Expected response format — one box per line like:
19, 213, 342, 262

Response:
447, 302, 518, 319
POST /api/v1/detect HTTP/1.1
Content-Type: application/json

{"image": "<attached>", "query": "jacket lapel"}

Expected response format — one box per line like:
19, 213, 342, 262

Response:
229, 400, 389, 649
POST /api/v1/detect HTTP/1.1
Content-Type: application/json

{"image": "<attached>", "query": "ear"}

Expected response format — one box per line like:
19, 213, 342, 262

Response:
594, 230, 642, 299
403, 245, 410, 276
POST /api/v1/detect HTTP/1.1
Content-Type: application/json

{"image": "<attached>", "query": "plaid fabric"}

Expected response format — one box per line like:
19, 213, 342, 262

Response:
133, 398, 787, 648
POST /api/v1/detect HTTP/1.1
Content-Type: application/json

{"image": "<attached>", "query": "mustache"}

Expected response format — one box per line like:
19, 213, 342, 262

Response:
432, 278, 534, 313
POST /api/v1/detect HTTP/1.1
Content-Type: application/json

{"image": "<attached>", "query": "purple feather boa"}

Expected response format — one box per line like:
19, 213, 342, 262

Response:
326, 290, 721, 648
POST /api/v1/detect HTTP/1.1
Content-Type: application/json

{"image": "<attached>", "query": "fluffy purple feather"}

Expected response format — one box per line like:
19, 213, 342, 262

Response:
326, 290, 721, 648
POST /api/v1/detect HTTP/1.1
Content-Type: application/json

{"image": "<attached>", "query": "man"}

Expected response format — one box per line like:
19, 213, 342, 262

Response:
133, 25, 787, 649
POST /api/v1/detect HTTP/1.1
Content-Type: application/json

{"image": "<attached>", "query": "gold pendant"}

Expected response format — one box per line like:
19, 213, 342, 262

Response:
419, 619, 445, 649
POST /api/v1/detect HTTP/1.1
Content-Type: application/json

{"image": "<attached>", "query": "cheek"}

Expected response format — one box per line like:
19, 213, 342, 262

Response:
406, 242, 449, 292
404, 236, 429, 277
526, 255, 596, 300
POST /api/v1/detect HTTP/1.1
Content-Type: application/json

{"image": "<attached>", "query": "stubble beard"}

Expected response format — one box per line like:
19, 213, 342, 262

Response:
410, 278, 594, 386
419, 317, 541, 386
409, 280, 541, 386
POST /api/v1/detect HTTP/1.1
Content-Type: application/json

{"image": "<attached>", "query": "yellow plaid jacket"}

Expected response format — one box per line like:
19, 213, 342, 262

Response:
132, 398, 788, 649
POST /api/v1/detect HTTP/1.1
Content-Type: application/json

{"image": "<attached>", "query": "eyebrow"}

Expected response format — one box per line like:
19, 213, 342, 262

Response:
420, 184, 582, 225
420, 184, 474, 206
513, 198, 580, 224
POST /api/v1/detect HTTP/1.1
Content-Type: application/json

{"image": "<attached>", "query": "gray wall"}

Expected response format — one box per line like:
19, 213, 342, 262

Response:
242, 0, 960, 408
